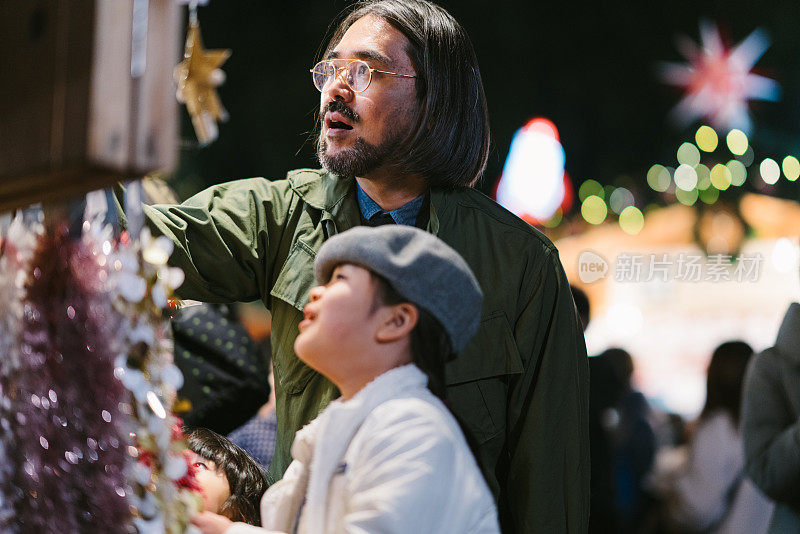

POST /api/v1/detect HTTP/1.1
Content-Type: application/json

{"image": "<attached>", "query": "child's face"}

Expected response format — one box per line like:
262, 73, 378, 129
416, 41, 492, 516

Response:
188, 451, 230, 514
295, 263, 381, 374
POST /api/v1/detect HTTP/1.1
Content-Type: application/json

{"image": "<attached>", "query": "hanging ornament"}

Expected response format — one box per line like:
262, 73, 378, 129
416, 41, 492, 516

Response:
659, 21, 780, 134
174, 1, 231, 146
110, 184, 200, 534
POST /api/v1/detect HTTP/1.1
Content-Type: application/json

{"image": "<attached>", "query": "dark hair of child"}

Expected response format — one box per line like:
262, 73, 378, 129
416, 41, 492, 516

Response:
370, 272, 485, 467
186, 427, 269, 525
371, 272, 452, 399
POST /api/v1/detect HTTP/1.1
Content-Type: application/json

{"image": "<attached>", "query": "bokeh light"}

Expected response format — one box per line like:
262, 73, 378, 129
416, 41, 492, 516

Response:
609, 187, 635, 214
496, 117, 566, 221
606, 302, 643, 338
674, 164, 698, 191
771, 238, 799, 274
695, 126, 718, 152
726, 160, 747, 186
738, 145, 755, 167
646, 164, 671, 192
579, 179, 604, 202
726, 129, 749, 156
543, 208, 563, 228
581, 195, 607, 224
619, 206, 644, 235
696, 164, 711, 190
710, 164, 732, 190
677, 142, 701, 167
675, 187, 698, 206
760, 158, 780, 184
782, 156, 800, 181
699, 186, 719, 204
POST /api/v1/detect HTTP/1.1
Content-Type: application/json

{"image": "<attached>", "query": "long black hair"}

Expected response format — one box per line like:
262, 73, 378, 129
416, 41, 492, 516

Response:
320, 0, 490, 188
186, 428, 268, 525
700, 341, 754, 425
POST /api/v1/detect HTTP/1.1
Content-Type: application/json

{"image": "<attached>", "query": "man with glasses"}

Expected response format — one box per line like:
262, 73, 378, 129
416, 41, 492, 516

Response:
133, 0, 588, 531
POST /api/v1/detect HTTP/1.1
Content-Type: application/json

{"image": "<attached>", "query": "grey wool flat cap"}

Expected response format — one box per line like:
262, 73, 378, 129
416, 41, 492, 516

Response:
314, 225, 483, 353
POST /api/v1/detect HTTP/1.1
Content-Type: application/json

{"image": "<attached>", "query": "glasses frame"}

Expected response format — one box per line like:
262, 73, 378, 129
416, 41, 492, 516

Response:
309, 58, 416, 93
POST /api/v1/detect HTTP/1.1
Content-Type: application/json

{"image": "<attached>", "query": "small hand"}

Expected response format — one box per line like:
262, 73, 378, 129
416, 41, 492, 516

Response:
191, 511, 234, 534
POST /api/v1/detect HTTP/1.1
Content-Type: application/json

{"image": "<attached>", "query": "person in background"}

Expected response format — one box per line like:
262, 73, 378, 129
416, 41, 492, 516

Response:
651, 341, 772, 534
575, 285, 618, 533
571, 285, 590, 333
174, 304, 271, 434
589, 348, 655, 533
742, 303, 800, 533
186, 427, 269, 526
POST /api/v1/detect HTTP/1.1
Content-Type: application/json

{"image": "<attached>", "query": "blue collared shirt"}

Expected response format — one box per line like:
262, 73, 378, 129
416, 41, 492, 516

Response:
356, 181, 425, 226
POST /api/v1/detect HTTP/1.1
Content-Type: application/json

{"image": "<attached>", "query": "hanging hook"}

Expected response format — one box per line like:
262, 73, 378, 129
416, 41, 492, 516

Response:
189, 0, 198, 26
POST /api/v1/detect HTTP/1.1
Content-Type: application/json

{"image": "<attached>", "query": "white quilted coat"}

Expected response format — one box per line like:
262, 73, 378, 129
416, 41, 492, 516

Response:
226, 364, 499, 534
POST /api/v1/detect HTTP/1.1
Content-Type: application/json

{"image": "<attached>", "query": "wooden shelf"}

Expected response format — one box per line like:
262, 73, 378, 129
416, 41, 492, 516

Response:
0, 0, 180, 212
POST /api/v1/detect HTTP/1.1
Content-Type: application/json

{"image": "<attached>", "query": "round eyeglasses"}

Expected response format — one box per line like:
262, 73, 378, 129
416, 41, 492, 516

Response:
310, 59, 416, 93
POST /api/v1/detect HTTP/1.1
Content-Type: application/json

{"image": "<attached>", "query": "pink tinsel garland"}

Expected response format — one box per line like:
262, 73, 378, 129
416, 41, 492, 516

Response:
8, 223, 131, 532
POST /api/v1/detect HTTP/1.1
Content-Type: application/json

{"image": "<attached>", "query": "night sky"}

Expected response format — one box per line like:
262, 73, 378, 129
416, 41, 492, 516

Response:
174, 0, 800, 206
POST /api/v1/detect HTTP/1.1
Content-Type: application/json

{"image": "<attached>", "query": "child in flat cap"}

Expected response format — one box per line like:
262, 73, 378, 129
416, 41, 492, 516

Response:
193, 226, 499, 534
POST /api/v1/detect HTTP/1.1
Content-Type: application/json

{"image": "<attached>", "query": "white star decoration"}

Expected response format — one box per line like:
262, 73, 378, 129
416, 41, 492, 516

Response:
660, 21, 780, 134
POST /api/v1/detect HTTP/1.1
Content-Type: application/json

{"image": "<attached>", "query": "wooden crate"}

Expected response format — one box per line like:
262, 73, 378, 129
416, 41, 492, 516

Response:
0, 0, 180, 212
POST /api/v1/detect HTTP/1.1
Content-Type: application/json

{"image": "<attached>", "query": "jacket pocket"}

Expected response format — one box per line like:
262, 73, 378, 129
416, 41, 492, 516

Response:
271, 240, 317, 311
445, 311, 523, 443
270, 240, 318, 395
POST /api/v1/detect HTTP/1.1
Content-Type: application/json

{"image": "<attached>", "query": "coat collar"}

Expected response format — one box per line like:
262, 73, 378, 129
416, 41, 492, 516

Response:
287, 168, 442, 236
287, 168, 353, 212
776, 302, 800, 360
330, 363, 428, 411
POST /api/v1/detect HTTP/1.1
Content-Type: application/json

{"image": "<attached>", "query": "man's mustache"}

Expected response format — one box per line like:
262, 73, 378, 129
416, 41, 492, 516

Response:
323, 101, 360, 124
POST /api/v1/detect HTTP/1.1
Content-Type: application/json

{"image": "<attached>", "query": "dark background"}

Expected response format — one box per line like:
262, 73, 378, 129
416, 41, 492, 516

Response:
174, 0, 800, 206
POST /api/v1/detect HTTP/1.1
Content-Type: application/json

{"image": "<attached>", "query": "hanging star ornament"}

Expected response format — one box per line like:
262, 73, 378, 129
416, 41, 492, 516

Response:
174, 21, 231, 146
659, 21, 780, 134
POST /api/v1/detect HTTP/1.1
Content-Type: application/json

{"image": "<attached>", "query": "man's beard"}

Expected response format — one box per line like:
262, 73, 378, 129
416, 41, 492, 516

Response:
317, 133, 401, 178
316, 101, 408, 178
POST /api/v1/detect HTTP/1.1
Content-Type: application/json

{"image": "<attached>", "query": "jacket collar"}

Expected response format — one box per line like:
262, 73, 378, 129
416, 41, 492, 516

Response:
776, 302, 800, 359
287, 168, 353, 212
288, 168, 442, 236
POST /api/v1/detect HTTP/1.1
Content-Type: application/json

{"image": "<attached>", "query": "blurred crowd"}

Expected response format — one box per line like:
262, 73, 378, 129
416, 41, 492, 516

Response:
575, 286, 798, 534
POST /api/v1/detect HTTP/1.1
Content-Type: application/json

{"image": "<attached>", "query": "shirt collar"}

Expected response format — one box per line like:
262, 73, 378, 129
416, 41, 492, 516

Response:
355, 180, 425, 226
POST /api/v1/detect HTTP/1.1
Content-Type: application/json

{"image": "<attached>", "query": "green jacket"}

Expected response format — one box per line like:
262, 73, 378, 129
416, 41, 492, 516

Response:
141, 169, 589, 533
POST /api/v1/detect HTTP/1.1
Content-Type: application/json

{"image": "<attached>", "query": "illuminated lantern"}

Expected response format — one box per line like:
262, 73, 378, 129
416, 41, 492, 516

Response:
495, 117, 568, 224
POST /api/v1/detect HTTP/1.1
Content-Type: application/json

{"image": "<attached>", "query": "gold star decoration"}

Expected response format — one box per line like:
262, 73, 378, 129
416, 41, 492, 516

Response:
174, 21, 231, 146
